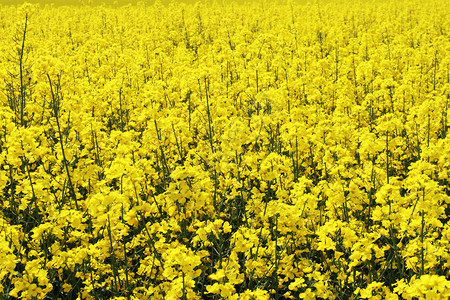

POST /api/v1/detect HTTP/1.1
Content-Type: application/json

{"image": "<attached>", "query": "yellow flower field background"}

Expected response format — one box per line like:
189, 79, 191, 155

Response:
0, 1, 449, 299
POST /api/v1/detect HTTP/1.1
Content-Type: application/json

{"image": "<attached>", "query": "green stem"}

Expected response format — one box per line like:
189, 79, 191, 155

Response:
19, 14, 28, 127
47, 74, 78, 210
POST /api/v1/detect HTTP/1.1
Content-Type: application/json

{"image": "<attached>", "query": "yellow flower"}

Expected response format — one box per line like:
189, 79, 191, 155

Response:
223, 221, 232, 233
357, 281, 383, 298
288, 277, 306, 291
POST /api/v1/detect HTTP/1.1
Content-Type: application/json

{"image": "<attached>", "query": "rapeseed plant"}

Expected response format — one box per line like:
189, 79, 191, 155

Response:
0, 1, 449, 299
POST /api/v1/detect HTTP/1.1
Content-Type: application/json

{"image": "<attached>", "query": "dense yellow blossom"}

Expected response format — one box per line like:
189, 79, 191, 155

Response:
0, 0, 449, 299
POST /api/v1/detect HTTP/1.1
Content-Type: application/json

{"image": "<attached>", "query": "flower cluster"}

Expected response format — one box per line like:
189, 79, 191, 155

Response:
0, 1, 449, 299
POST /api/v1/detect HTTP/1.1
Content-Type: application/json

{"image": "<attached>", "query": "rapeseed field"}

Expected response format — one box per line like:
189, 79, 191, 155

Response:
0, 1, 449, 299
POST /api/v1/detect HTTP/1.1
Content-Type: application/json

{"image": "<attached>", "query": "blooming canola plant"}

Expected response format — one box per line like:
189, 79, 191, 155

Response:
0, 1, 449, 299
